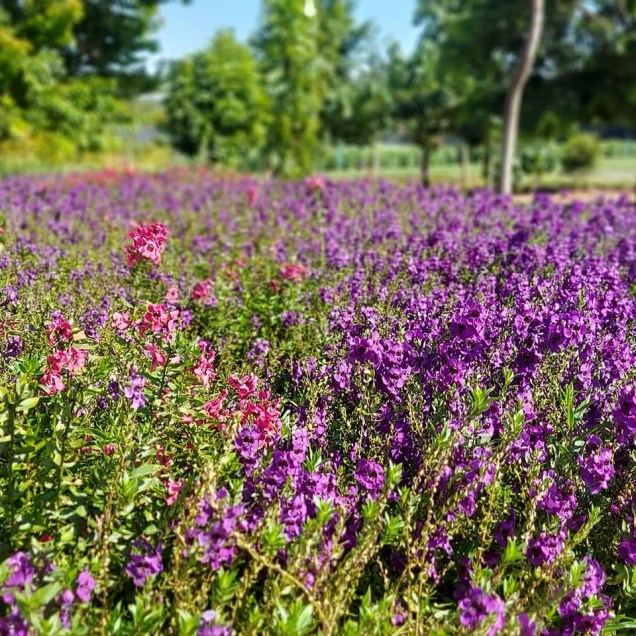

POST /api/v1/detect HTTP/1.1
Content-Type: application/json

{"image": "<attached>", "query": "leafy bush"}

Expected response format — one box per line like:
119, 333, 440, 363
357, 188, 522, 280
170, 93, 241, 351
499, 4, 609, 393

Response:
561, 134, 602, 174
520, 143, 559, 180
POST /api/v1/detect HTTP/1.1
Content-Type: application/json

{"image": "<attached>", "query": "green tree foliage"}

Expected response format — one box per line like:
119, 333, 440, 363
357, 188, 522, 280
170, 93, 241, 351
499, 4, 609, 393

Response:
0, 2, 129, 160
163, 30, 269, 167
252, 0, 363, 177
320, 8, 394, 150
561, 133, 601, 174
412, 0, 580, 187
252, 0, 324, 177
1, 0, 82, 50
388, 42, 461, 186
561, 1, 636, 128
322, 52, 393, 148
62, 1, 189, 95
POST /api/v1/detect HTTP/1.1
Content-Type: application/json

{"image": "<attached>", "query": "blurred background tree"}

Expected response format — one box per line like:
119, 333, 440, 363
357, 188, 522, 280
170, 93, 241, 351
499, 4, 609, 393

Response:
163, 30, 269, 168
62, 0, 190, 96
0, 0, 635, 187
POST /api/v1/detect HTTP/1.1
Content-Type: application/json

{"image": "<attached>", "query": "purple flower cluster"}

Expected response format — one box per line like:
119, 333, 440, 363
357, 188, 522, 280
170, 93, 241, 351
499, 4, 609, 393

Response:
125, 540, 163, 587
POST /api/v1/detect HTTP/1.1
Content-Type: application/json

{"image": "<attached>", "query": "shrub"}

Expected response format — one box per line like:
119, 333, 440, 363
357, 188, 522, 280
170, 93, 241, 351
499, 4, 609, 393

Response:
561, 133, 601, 174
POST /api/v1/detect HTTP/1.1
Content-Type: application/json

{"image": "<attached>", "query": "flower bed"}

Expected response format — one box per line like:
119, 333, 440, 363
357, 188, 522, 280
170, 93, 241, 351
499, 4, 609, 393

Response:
0, 173, 635, 634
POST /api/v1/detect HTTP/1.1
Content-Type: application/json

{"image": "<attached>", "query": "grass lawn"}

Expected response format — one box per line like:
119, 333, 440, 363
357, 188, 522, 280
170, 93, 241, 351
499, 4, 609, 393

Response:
326, 156, 636, 191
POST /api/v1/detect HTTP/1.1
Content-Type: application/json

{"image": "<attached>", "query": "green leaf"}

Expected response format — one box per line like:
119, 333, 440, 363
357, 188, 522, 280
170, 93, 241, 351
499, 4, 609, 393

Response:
16, 396, 39, 412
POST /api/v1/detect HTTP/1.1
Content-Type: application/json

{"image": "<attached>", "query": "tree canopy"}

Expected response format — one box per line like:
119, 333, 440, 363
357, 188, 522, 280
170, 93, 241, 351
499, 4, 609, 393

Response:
164, 30, 269, 167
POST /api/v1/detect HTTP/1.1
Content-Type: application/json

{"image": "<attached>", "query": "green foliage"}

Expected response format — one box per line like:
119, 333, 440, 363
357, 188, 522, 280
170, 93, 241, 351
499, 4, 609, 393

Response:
561, 133, 602, 174
322, 49, 394, 147
252, 0, 325, 177
0, 1, 136, 162
163, 30, 269, 167
520, 143, 558, 180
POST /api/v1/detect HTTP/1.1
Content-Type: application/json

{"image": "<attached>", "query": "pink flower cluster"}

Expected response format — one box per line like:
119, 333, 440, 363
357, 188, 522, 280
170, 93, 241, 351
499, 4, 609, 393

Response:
191, 341, 216, 388
42, 347, 88, 395
137, 303, 180, 343
46, 313, 73, 346
198, 373, 280, 442
145, 343, 167, 372
191, 279, 213, 302
280, 263, 309, 283
305, 175, 326, 192
125, 223, 168, 267
241, 388, 281, 442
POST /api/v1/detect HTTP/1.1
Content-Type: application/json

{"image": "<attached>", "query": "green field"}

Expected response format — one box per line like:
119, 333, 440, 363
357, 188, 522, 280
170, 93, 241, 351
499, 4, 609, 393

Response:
327, 155, 636, 190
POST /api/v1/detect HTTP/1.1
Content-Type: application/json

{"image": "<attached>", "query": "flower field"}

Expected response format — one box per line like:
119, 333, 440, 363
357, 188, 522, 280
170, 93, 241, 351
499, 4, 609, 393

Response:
1, 170, 636, 635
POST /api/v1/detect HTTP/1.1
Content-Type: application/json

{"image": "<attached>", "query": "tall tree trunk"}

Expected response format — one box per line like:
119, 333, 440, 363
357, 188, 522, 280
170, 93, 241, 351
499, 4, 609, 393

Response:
499, 0, 545, 195
420, 145, 430, 188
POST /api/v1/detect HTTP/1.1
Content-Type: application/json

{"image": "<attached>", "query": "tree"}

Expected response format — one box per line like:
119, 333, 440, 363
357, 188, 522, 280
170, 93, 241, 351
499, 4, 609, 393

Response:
561, 1, 636, 127
414, 0, 579, 189
252, 0, 362, 177
322, 52, 393, 174
163, 30, 269, 167
389, 42, 459, 186
251, 0, 323, 176
62, 0, 190, 95
500, 0, 545, 194
0, 2, 128, 158
320, 17, 394, 172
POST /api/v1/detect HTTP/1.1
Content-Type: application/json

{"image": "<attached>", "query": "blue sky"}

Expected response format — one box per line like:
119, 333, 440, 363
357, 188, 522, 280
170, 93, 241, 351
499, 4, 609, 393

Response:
150, 0, 419, 69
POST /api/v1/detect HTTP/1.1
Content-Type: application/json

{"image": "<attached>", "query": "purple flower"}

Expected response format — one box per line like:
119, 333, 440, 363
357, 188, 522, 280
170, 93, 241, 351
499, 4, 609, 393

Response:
108, 379, 120, 401
518, 613, 536, 635
581, 557, 606, 597
124, 370, 145, 409
493, 513, 516, 547
525, 531, 564, 567
618, 538, 636, 565
458, 586, 505, 635
579, 440, 614, 495
198, 609, 232, 636
125, 541, 163, 587
5, 335, 23, 358
76, 570, 96, 603
5, 552, 35, 589
354, 459, 385, 500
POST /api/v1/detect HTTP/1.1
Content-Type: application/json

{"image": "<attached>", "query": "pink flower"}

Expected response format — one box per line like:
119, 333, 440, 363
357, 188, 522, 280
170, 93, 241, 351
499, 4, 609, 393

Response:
165, 286, 179, 302
145, 343, 167, 372
47, 350, 68, 373
42, 372, 65, 395
112, 311, 131, 331
228, 374, 258, 399
165, 480, 183, 506
67, 347, 88, 375
125, 223, 168, 267
138, 303, 180, 342
246, 184, 259, 205
191, 348, 216, 388
280, 263, 309, 283
103, 443, 117, 456
202, 390, 230, 425
305, 175, 326, 192
240, 390, 281, 441
46, 313, 73, 346
191, 279, 212, 301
